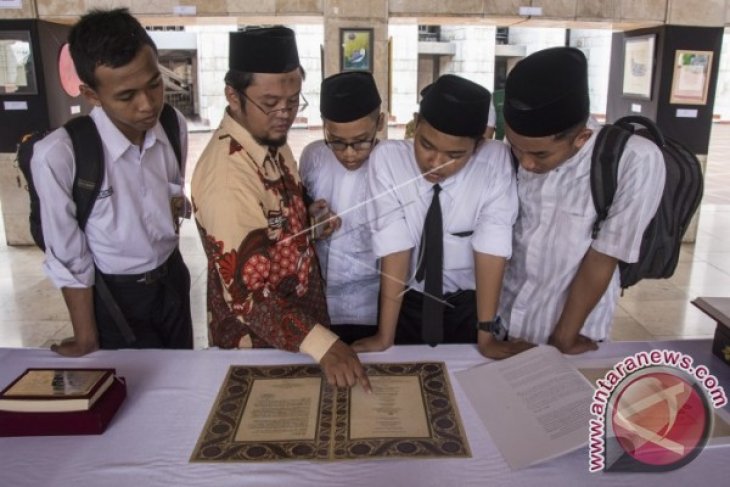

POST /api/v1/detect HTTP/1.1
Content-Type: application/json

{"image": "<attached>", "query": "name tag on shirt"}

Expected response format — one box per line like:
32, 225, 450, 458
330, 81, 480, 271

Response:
97, 186, 114, 199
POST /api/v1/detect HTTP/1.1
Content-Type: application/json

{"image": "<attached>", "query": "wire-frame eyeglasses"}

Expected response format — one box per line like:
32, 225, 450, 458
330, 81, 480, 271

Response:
238, 90, 309, 116
324, 131, 378, 152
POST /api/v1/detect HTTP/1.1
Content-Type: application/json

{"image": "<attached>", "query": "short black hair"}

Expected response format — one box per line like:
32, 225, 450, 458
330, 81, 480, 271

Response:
553, 115, 589, 141
68, 8, 156, 89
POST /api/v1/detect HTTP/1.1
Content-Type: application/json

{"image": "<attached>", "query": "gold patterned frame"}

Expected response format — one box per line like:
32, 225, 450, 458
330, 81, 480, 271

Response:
190, 362, 470, 462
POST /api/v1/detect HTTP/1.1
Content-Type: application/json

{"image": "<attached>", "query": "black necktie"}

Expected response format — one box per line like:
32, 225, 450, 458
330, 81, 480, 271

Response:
416, 184, 443, 346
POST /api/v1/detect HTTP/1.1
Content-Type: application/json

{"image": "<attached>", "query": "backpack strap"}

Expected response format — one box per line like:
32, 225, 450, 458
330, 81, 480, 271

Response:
614, 115, 666, 147
65, 116, 105, 231
590, 124, 631, 239
64, 116, 137, 345
159, 103, 182, 168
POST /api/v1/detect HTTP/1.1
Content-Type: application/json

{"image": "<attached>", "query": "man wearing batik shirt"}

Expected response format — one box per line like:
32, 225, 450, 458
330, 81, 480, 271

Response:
191, 27, 369, 391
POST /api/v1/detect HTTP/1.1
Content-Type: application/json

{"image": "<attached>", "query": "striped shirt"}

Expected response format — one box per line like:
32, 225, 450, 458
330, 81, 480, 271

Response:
499, 119, 665, 344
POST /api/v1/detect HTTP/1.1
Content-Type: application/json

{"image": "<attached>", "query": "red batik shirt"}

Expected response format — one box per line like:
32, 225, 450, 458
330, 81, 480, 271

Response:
191, 112, 338, 360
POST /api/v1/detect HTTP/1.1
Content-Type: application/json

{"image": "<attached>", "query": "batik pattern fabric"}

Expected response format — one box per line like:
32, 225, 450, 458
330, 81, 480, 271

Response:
192, 112, 330, 351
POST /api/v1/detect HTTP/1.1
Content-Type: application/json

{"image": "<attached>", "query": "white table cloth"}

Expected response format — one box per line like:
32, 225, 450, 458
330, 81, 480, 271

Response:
1, 340, 728, 486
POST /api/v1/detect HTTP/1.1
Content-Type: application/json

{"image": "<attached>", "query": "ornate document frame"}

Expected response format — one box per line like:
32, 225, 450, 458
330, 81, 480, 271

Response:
191, 362, 470, 462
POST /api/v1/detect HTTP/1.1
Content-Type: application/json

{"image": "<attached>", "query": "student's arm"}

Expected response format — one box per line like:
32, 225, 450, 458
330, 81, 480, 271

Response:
549, 136, 665, 354
300, 142, 341, 239
52, 288, 99, 356
474, 252, 534, 359
31, 131, 98, 356
352, 249, 410, 352
548, 247, 617, 354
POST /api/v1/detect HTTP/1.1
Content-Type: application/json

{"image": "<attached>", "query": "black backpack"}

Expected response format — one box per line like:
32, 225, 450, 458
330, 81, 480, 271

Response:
16, 103, 181, 250
591, 115, 704, 289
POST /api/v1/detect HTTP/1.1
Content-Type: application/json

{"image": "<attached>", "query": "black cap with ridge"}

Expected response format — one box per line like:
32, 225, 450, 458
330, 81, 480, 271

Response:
504, 47, 589, 137
320, 72, 381, 123
229, 26, 300, 73
419, 74, 490, 137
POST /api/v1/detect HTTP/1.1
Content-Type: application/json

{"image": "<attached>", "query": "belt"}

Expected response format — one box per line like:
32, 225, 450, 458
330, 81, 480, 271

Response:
101, 259, 170, 285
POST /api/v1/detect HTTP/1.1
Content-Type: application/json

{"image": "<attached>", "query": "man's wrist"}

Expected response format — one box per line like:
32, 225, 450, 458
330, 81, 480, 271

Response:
300, 325, 339, 362
476, 316, 507, 341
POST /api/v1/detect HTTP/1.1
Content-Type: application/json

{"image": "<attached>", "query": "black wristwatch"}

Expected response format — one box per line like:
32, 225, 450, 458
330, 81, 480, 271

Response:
477, 316, 507, 341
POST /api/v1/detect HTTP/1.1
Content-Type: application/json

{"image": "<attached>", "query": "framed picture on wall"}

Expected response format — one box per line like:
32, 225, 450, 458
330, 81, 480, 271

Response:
340, 28, 373, 72
622, 34, 655, 99
0, 30, 37, 95
670, 50, 714, 105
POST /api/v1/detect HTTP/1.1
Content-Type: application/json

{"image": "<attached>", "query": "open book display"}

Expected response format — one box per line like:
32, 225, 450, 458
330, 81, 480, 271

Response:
191, 362, 470, 462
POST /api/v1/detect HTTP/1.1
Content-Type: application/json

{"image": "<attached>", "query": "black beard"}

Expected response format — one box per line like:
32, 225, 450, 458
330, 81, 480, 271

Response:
256, 134, 288, 148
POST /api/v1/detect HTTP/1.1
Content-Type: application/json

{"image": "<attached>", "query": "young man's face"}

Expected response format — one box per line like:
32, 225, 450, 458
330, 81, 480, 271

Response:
323, 112, 383, 171
81, 44, 164, 146
413, 117, 482, 184
227, 69, 303, 147
505, 124, 592, 174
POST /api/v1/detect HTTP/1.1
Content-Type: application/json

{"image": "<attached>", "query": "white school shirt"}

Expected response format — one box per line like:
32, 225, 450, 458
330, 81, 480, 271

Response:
299, 140, 379, 325
499, 119, 665, 344
367, 139, 517, 294
31, 106, 188, 289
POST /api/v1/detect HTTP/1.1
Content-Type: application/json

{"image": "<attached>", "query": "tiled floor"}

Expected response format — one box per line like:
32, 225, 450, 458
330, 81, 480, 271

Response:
0, 123, 727, 350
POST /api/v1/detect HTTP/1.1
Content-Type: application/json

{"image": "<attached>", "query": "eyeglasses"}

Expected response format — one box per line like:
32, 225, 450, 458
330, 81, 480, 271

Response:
324, 132, 378, 152
238, 90, 309, 116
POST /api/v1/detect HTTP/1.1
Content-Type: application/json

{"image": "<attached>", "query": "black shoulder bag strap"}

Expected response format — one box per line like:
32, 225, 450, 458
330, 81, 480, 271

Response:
159, 103, 182, 167
590, 124, 631, 239
65, 116, 136, 345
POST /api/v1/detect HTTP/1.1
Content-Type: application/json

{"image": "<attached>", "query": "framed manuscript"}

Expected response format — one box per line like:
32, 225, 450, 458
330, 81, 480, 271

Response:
191, 362, 469, 462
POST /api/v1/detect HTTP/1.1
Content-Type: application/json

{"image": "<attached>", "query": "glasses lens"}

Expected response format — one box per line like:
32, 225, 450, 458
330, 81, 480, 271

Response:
327, 141, 347, 151
353, 141, 374, 150
326, 140, 374, 151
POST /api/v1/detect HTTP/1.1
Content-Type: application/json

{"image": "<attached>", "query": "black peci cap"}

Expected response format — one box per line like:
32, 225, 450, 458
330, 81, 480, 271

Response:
419, 74, 491, 137
229, 26, 300, 73
320, 71, 381, 123
504, 47, 590, 137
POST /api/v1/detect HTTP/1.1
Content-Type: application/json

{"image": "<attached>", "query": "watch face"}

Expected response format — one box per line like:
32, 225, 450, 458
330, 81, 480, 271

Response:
479, 318, 507, 341
490, 318, 507, 341
58, 42, 82, 97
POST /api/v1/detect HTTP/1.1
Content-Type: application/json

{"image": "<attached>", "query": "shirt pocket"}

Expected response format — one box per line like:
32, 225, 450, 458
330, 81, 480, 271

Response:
555, 209, 594, 252
443, 232, 474, 271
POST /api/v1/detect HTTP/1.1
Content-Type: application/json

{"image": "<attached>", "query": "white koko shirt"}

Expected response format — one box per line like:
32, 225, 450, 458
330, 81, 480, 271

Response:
31, 106, 188, 288
300, 140, 379, 325
499, 119, 666, 344
366, 139, 518, 295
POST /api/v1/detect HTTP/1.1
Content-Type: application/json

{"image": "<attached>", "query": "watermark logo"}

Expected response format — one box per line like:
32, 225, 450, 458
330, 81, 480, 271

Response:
589, 349, 727, 473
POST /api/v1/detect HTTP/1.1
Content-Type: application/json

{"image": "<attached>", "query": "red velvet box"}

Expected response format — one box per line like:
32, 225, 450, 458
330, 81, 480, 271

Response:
0, 377, 126, 437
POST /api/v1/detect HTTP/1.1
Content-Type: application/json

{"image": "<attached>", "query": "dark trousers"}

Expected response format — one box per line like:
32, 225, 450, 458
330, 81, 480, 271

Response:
395, 289, 478, 345
94, 248, 193, 349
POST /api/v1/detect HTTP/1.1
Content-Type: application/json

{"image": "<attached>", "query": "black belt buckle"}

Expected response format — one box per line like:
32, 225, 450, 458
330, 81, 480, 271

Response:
136, 263, 168, 284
